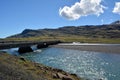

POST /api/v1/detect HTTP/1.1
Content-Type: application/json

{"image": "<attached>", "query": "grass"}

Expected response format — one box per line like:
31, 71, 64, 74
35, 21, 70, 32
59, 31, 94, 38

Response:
3, 36, 120, 44
0, 52, 82, 80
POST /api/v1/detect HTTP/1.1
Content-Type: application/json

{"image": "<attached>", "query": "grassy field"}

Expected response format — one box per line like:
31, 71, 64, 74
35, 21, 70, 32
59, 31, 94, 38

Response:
1, 36, 120, 44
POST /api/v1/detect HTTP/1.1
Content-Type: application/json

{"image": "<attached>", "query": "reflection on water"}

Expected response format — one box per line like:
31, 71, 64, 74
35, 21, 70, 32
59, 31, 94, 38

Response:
20, 47, 120, 80
1, 48, 19, 55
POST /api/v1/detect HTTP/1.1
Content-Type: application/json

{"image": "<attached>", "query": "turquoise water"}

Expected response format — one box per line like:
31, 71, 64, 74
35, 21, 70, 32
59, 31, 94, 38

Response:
20, 47, 120, 80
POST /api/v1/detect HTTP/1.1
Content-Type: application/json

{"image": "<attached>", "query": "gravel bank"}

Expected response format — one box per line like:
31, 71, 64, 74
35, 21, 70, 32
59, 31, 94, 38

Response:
52, 43, 120, 54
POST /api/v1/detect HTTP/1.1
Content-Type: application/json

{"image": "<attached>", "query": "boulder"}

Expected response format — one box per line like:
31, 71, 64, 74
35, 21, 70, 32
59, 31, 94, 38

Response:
52, 73, 59, 79
19, 57, 26, 61
52, 68, 63, 72
18, 46, 33, 53
70, 74, 77, 77
52, 73, 73, 80
37, 43, 48, 49
62, 77, 73, 80
45, 41, 61, 45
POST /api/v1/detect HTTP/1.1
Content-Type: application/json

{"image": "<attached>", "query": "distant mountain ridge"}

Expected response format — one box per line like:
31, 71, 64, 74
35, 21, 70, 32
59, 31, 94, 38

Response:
111, 20, 120, 25
8, 21, 120, 38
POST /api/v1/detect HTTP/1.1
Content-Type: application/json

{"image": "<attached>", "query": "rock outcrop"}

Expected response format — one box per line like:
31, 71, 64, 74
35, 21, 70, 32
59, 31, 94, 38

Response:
18, 46, 33, 53
37, 43, 48, 49
52, 73, 73, 80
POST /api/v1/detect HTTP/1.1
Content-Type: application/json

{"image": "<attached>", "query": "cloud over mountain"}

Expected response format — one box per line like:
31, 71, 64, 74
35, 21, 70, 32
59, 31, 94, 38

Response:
113, 2, 120, 15
59, 0, 105, 20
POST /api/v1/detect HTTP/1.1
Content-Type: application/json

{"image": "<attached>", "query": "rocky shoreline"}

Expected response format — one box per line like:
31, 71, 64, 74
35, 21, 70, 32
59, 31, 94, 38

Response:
0, 51, 82, 80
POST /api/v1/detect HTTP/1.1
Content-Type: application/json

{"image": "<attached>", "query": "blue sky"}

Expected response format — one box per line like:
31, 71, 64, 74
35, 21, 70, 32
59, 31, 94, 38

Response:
0, 0, 120, 38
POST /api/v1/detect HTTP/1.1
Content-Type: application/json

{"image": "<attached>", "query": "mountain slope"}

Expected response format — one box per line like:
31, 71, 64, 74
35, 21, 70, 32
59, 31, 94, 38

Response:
111, 20, 120, 25
8, 21, 120, 38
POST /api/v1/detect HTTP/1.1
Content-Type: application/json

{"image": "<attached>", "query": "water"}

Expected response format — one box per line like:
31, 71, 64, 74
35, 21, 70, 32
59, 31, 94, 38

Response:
1, 48, 19, 55
1, 45, 38, 56
59, 43, 120, 46
20, 47, 120, 80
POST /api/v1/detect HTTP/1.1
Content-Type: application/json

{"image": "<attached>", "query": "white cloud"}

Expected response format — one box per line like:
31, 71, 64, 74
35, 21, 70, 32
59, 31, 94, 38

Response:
59, 0, 105, 20
113, 2, 120, 15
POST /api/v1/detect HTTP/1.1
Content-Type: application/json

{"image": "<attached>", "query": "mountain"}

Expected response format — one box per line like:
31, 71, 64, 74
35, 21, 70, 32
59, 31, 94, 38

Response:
8, 21, 120, 38
111, 20, 120, 25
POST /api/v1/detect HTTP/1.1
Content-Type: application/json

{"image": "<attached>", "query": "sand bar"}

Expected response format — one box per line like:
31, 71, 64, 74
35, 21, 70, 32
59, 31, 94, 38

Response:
52, 43, 120, 54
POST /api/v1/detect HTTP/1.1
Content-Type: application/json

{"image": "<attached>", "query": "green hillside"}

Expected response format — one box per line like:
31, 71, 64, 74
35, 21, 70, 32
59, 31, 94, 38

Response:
9, 21, 120, 38
5, 21, 120, 43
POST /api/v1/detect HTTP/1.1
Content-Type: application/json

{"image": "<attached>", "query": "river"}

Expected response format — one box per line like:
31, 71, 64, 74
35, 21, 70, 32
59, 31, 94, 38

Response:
2, 44, 120, 80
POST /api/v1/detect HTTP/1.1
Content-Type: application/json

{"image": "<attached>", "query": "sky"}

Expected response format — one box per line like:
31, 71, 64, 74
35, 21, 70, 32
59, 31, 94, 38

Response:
0, 0, 120, 38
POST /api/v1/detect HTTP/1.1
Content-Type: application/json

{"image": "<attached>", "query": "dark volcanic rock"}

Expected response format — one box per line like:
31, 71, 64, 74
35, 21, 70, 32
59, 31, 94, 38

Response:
52, 73, 59, 79
53, 73, 73, 80
19, 57, 26, 61
62, 77, 73, 80
37, 43, 48, 49
18, 46, 33, 53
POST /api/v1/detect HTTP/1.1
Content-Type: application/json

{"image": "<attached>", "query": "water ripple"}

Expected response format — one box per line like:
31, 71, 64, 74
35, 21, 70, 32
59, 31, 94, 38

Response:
21, 47, 120, 80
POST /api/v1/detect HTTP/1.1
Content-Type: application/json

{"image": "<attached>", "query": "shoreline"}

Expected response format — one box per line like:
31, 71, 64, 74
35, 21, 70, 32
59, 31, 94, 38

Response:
0, 51, 82, 80
52, 43, 120, 54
